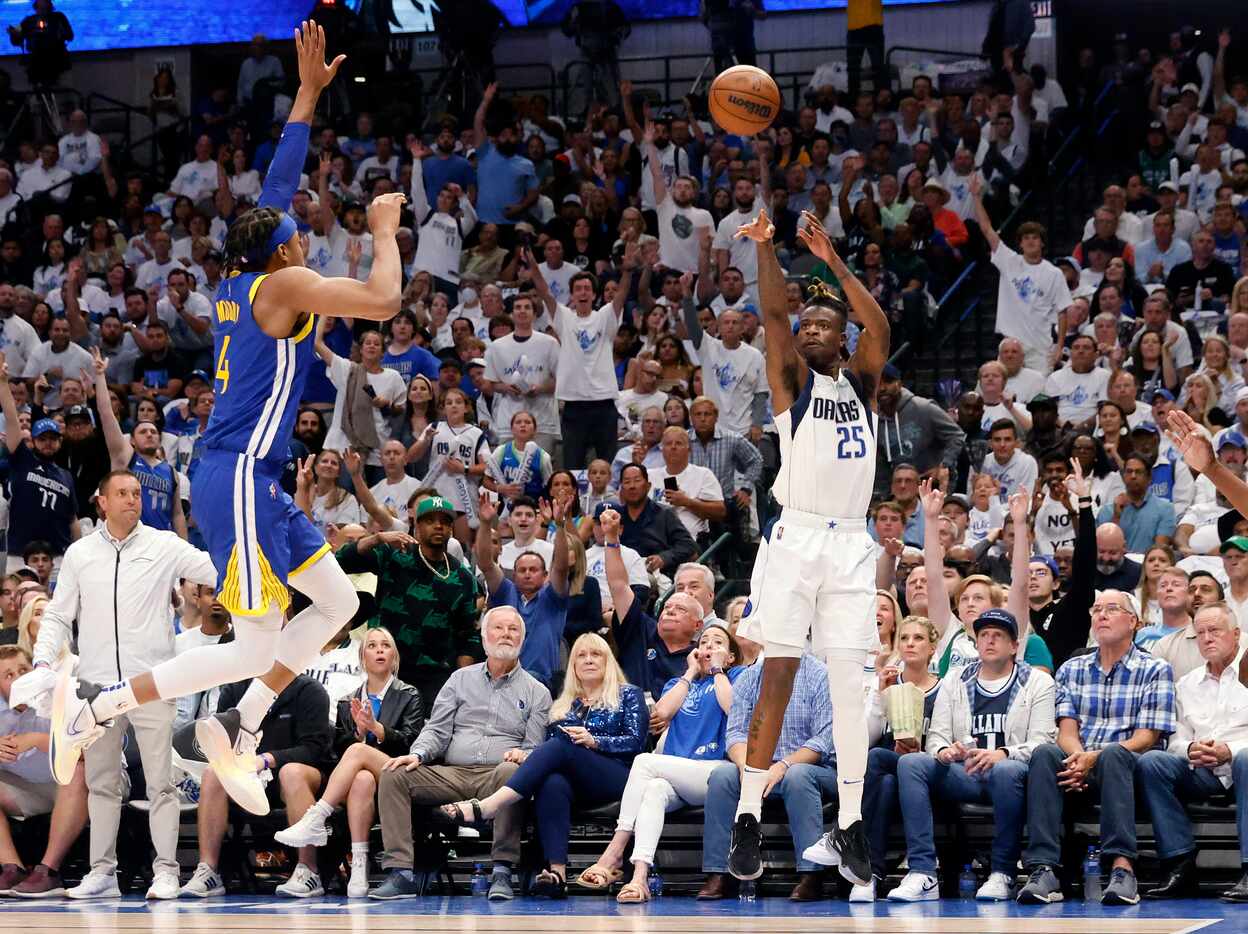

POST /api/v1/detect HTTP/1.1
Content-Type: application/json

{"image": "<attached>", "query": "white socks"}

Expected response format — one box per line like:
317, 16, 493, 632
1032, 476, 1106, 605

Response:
237, 680, 278, 734
311, 800, 333, 821
90, 680, 138, 721
351, 842, 368, 862
825, 652, 870, 828
736, 765, 769, 820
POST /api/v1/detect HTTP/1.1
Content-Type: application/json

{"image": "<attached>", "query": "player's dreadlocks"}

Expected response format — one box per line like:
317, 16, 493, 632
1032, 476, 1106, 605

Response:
804, 278, 850, 317
223, 207, 287, 273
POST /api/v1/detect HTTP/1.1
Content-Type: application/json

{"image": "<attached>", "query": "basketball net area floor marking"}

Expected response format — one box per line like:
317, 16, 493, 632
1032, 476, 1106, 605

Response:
0, 901, 1226, 934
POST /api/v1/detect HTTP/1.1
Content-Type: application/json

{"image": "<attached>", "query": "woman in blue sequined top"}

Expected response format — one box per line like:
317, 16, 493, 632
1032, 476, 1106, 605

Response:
441, 632, 646, 896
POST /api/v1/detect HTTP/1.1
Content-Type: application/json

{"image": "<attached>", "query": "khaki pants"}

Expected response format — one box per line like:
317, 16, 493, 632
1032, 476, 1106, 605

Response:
83, 699, 178, 877
378, 761, 521, 867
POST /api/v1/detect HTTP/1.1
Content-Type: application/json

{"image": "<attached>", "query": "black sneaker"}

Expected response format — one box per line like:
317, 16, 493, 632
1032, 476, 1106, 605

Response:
830, 820, 871, 887
728, 813, 763, 880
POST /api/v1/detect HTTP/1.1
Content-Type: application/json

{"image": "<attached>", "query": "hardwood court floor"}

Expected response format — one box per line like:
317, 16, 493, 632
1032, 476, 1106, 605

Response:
0, 896, 1235, 934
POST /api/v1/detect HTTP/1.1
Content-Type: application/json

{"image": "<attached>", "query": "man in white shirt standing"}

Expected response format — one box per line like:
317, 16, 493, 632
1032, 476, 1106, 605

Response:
167, 136, 219, 204
645, 122, 713, 274
368, 441, 422, 526
1044, 335, 1109, 429
15, 143, 71, 204
482, 292, 559, 449
0, 283, 41, 378
531, 246, 636, 469
972, 176, 1072, 374
29, 470, 217, 900
712, 177, 766, 288
497, 496, 555, 571
21, 317, 92, 410
135, 231, 180, 298
1137, 602, 1248, 901
976, 418, 1038, 504
536, 239, 578, 306
683, 296, 766, 439
647, 426, 725, 542
57, 110, 102, 177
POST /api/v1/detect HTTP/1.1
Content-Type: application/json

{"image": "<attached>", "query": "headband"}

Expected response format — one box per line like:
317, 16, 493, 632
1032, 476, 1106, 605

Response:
245, 213, 298, 265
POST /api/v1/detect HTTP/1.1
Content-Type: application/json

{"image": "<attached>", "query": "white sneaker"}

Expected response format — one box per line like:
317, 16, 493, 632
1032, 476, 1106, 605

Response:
66, 871, 121, 899
275, 864, 324, 898
180, 863, 225, 898
976, 871, 1015, 901
49, 656, 106, 785
274, 807, 330, 848
195, 710, 269, 816
146, 871, 181, 900
849, 878, 876, 903
887, 871, 940, 902
347, 856, 369, 898
800, 832, 842, 867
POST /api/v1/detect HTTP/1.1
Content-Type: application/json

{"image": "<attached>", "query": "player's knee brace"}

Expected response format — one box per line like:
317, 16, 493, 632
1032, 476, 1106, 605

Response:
762, 639, 803, 659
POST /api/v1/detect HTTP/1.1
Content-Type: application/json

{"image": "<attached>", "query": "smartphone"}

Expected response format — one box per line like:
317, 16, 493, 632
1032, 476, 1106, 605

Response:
664, 476, 679, 492
363, 384, 377, 398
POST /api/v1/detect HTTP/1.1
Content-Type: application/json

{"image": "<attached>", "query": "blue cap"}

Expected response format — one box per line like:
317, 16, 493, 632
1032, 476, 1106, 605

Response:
882, 363, 902, 380
1149, 388, 1175, 403
593, 500, 622, 522
1219, 430, 1248, 451
187, 369, 211, 385
973, 608, 1019, 640
1030, 555, 1059, 578
1131, 421, 1159, 434
32, 418, 60, 438
143, 203, 163, 216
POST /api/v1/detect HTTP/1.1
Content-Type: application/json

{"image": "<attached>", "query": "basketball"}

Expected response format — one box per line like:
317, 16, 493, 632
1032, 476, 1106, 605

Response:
708, 64, 781, 136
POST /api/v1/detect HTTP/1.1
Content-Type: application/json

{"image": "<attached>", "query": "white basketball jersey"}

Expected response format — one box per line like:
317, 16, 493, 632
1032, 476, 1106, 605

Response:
772, 368, 876, 518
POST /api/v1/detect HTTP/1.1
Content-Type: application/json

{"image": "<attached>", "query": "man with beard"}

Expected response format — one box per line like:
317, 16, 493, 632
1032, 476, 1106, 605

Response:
1095, 523, 1142, 592
712, 177, 768, 288
335, 496, 481, 711
953, 392, 990, 496
472, 84, 539, 237
874, 364, 965, 494
92, 348, 186, 538
418, 123, 476, 205
57, 403, 109, 521
644, 121, 713, 275
293, 407, 326, 456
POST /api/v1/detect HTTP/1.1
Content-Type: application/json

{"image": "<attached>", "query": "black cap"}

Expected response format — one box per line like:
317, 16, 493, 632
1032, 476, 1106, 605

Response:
882, 363, 902, 380
1026, 393, 1057, 411
973, 608, 1019, 640
63, 404, 92, 422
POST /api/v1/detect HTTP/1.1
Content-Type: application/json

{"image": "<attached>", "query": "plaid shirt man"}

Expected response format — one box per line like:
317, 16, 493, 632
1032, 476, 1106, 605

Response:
688, 425, 764, 499
1054, 643, 1176, 750
726, 653, 833, 763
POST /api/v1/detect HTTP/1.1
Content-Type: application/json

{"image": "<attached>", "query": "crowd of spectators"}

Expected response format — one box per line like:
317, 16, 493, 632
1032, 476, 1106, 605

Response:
2, 8, 1248, 909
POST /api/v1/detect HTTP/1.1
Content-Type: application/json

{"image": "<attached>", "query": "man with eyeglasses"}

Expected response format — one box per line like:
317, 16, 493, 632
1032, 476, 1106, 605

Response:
1017, 590, 1176, 907
1152, 572, 1246, 681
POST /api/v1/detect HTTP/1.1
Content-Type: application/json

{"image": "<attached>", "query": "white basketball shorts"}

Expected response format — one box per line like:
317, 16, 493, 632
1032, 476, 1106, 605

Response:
743, 508, 877, 654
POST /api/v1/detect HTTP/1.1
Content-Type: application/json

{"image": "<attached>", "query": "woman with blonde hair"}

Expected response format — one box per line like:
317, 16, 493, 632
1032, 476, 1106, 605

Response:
16, 594, 47, 657
1231, 276, 1248, 316
440, 633, 646, 897
874, 590, 902, 671
575, 623, 744, 902
1135, 545, 1176, 627
858, 615, 941, 900
1180, 372, 1220, 431
725, 596, 761, 665
1196, 334, 1245, 412
274, 628, 426, 896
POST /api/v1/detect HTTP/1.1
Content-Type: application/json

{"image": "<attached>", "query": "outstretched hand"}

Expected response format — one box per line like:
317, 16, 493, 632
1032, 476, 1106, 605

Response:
1166, 409, 1215, 474
796, 211, 839, 266
294, 20, 345, 94
734, 209, 774, 243
918, 476, 944, 519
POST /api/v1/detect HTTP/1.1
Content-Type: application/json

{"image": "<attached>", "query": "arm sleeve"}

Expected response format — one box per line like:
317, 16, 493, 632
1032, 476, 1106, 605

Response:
268, 681, 334, 770
409, 674, 457, 760
1046, 505, 1096, 667
258, 122, 311, 212
928, 403, 967, 468
452, 575, 484, 659
591, 685, 648, 755
170, 536, 219, 585
523, 685, 552, 751
734, 435, 764, 485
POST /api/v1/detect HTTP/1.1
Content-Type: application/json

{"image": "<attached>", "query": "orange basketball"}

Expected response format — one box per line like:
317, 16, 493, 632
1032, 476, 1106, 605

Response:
709, 65, 780, 136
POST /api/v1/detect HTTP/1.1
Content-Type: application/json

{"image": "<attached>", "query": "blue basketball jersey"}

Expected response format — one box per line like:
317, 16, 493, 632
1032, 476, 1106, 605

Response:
129, 452, 177, 531
202, 272, 317, 465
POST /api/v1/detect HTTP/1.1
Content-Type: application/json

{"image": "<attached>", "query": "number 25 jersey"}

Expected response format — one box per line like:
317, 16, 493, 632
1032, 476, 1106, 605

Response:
202, 271, 318, 466
772, 368, 876, 518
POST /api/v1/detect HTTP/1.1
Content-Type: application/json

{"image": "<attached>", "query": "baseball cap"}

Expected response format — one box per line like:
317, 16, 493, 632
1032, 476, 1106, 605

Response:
1055, 255, 1082, 272
881, 363, 902, 380
415, 496, 457, 520
1158, 181, 1180, 193
1026, 393, 1057, 411
32, 418, 60, 437
439, 357, 463, 371
468, 357, 486, 369
943, 494, 970, 513
63, 404, 92, 422
1131, 421, 1159, 434
1149, 388, 1176, 403
1030, 555, 1060, 578
187, 369, 211, 385
1221, 536, 1248, 554
562, 193, 582, 206
1181, 82, 1200, 95
593, 500, 622, 522
1219, 430, 1248, 452
1236, 386, 1248, 407
1148, 120, 1164, 132
143, 203, 163, 216
973, 608, 1018, 640
922, 179, 948, 197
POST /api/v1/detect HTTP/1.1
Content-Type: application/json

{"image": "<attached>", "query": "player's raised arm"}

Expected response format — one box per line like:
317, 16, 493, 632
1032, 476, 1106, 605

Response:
258, 21, 344, 212
798, 210, 890, 391
735, 209, 805, 413
1167, 409, 1248, 516
265, 193, 405, 325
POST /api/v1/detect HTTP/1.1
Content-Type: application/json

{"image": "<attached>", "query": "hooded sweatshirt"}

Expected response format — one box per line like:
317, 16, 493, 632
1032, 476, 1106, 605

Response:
874, 387, 966, 492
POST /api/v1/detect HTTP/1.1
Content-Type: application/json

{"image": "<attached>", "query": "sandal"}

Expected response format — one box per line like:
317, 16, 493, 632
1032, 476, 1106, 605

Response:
533, 868, 567, 900
574, 864, 624, 890
616, 880, 651, 904
434, 799, 484, 827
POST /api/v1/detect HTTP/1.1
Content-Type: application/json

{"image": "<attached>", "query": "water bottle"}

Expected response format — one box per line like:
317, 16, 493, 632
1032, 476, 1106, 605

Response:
648, 872, 664, 898
1083, 847, 1102, 902
738, 879, 756, 902
958, 864, 977, 899
471, 863, 490, 896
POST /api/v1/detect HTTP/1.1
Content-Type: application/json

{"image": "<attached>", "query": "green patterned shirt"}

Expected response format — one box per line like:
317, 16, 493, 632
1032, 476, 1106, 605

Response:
336, 541, 482, 679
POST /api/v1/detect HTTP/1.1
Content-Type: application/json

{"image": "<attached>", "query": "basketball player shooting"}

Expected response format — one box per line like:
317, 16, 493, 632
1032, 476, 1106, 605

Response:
46, 21, 405, 815
728, 209, 889, 887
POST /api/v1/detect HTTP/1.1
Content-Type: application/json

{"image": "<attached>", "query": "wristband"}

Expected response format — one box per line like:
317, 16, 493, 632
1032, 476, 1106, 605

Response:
605, 542, 620, 549
709, 666, 725, 676
777, 758, 791, 771
1077, 497, 1092, 507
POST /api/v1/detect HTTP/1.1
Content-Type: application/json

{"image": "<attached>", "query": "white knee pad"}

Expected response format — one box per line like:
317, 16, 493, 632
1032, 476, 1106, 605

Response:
151, 608, 282, 699
274, 555, 360, 673
762, 639, 803, 659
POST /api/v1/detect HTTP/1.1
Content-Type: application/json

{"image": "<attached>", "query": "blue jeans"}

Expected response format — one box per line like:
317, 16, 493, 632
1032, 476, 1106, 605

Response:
1137, 748, 1248, 861
897, 753, 1029, 875
1024, 742, 1140, 868
863, 747, 901, 878
702, 760, 838, 873
505, 736, 633, 865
